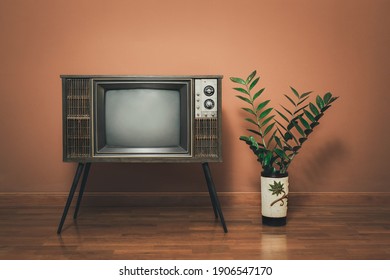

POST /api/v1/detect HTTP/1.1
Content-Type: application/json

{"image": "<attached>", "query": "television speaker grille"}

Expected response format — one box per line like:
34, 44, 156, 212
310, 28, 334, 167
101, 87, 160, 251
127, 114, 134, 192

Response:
194, 118, 219, 158
64, 78, 91, 158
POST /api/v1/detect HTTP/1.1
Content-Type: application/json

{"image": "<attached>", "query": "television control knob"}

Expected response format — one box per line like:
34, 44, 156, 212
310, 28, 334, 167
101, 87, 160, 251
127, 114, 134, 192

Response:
204, 85, 215, 96
204, 99, 215, 109
196, 105, 200, 109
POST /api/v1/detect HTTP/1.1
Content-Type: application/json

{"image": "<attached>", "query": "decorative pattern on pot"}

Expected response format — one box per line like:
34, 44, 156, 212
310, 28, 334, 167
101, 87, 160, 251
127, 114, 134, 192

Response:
261, 175, 289, 226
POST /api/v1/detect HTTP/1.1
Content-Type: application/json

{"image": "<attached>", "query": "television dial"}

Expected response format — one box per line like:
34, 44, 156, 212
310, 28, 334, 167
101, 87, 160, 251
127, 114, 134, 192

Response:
204, 99, 215, 109
204, 85, 215, 96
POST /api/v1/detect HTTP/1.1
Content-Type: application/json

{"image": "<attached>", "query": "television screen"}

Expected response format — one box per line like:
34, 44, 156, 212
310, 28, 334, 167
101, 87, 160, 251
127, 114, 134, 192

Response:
105, 89, 181, 148
94, 80, 190, 156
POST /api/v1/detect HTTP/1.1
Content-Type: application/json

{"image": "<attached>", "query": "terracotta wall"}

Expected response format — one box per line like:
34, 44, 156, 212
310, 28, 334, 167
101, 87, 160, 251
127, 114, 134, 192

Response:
0, 0, 389, 193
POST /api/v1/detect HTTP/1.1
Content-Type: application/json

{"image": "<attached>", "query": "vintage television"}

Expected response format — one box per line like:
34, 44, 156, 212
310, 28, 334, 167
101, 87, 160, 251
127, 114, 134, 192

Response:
61, 75, 222, 162
58, 75, 227, 234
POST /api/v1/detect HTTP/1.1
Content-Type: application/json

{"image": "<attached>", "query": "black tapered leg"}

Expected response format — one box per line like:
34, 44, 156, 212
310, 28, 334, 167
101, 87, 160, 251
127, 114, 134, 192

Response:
209, 195, 219, 219
202, 162, 228, 233
202, 162, 219, 218
203, 165, 218, 218
73, 162, 91, 219
57, 163, 85, 234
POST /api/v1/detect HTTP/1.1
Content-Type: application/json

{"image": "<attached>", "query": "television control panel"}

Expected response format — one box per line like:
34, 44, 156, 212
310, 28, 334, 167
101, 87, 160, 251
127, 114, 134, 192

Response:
195, 79, 218, 118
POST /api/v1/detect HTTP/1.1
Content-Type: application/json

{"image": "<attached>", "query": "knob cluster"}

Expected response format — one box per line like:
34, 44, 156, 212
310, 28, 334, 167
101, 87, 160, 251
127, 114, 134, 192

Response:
203, 85, 215, 110
195, 79, 218, 118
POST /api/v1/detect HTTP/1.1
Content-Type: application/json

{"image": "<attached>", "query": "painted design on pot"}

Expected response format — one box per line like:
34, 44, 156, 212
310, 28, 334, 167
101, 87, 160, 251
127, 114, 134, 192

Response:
268, 181, 288, 207
261, 176, 289, 218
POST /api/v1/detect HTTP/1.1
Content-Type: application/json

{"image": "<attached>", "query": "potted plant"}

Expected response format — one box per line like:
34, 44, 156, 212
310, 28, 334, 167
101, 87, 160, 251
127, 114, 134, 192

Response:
230, 70, 338, 226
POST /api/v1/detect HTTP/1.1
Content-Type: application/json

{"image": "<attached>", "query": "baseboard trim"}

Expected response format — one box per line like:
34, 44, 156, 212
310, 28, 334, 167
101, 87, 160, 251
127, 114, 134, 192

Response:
0, 192, 389, 208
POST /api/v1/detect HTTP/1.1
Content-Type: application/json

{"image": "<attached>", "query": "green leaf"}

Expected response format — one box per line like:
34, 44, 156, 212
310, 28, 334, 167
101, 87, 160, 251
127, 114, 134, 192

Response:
284, 94, 296, 106
261, 115, 275, 127
255, 148, 267, 156
299, 137, 307, 145
297, 95, 310, 106
329, 96, 339, 103
239, 135, 250, 142
290, 87, 300, 99
316, 95, 325, 110
230, 77, 246, 85
233, 87, 249, 95
275, 109, 289, 123
249, 144, 259, 154
275, 120, 287, 132
295, 104, 309, 115
283, 145, 293, 151
304, 129, 312, 136
288, 127, 299, 146
323, 92, 332, 104
321, 105, 331, 112
241, 107, 256, 116
281, 105, 293, 116
300, 91, 312, 99
267, 130, 277, 146
303, 109, 316, 123
281, 137, 293, 150
284, 131, 293, 141
290, 115, 299, 122
298, 115, 311, 130
249, 77, 260, 91
274, 148, 290, 160
247, 128, 262, 138
247, 136, 266, 155
310, 121, 319, 128
293, 145, 301, 152
246, 70, 257, 84
292, 121, 306, 137
236, 95, 252, 105
245, 118, 258, 126
314, 112, 324, 121
263, 151, 273, 166
253, 88, 265, 101
276, 127, 287, 144
309, 102, 320, 116
263, 123, 275, 136
274, 136, 283, 148
249, 136, 259, 148
259, 107, 273, 119
256, 100, 271, 112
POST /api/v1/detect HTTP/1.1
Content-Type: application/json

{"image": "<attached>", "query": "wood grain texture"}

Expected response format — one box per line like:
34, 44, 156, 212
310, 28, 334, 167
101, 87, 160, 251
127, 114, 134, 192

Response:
1, 192, 389, 207
0, 193, 389, 260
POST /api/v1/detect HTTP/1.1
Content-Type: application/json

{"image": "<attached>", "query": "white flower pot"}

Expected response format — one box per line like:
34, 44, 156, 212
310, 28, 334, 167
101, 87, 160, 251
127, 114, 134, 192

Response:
261, 174, 289, 226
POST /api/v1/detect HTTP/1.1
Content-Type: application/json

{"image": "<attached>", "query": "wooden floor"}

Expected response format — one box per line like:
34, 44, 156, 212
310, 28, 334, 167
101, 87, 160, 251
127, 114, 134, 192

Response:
0, 197, 389, 260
